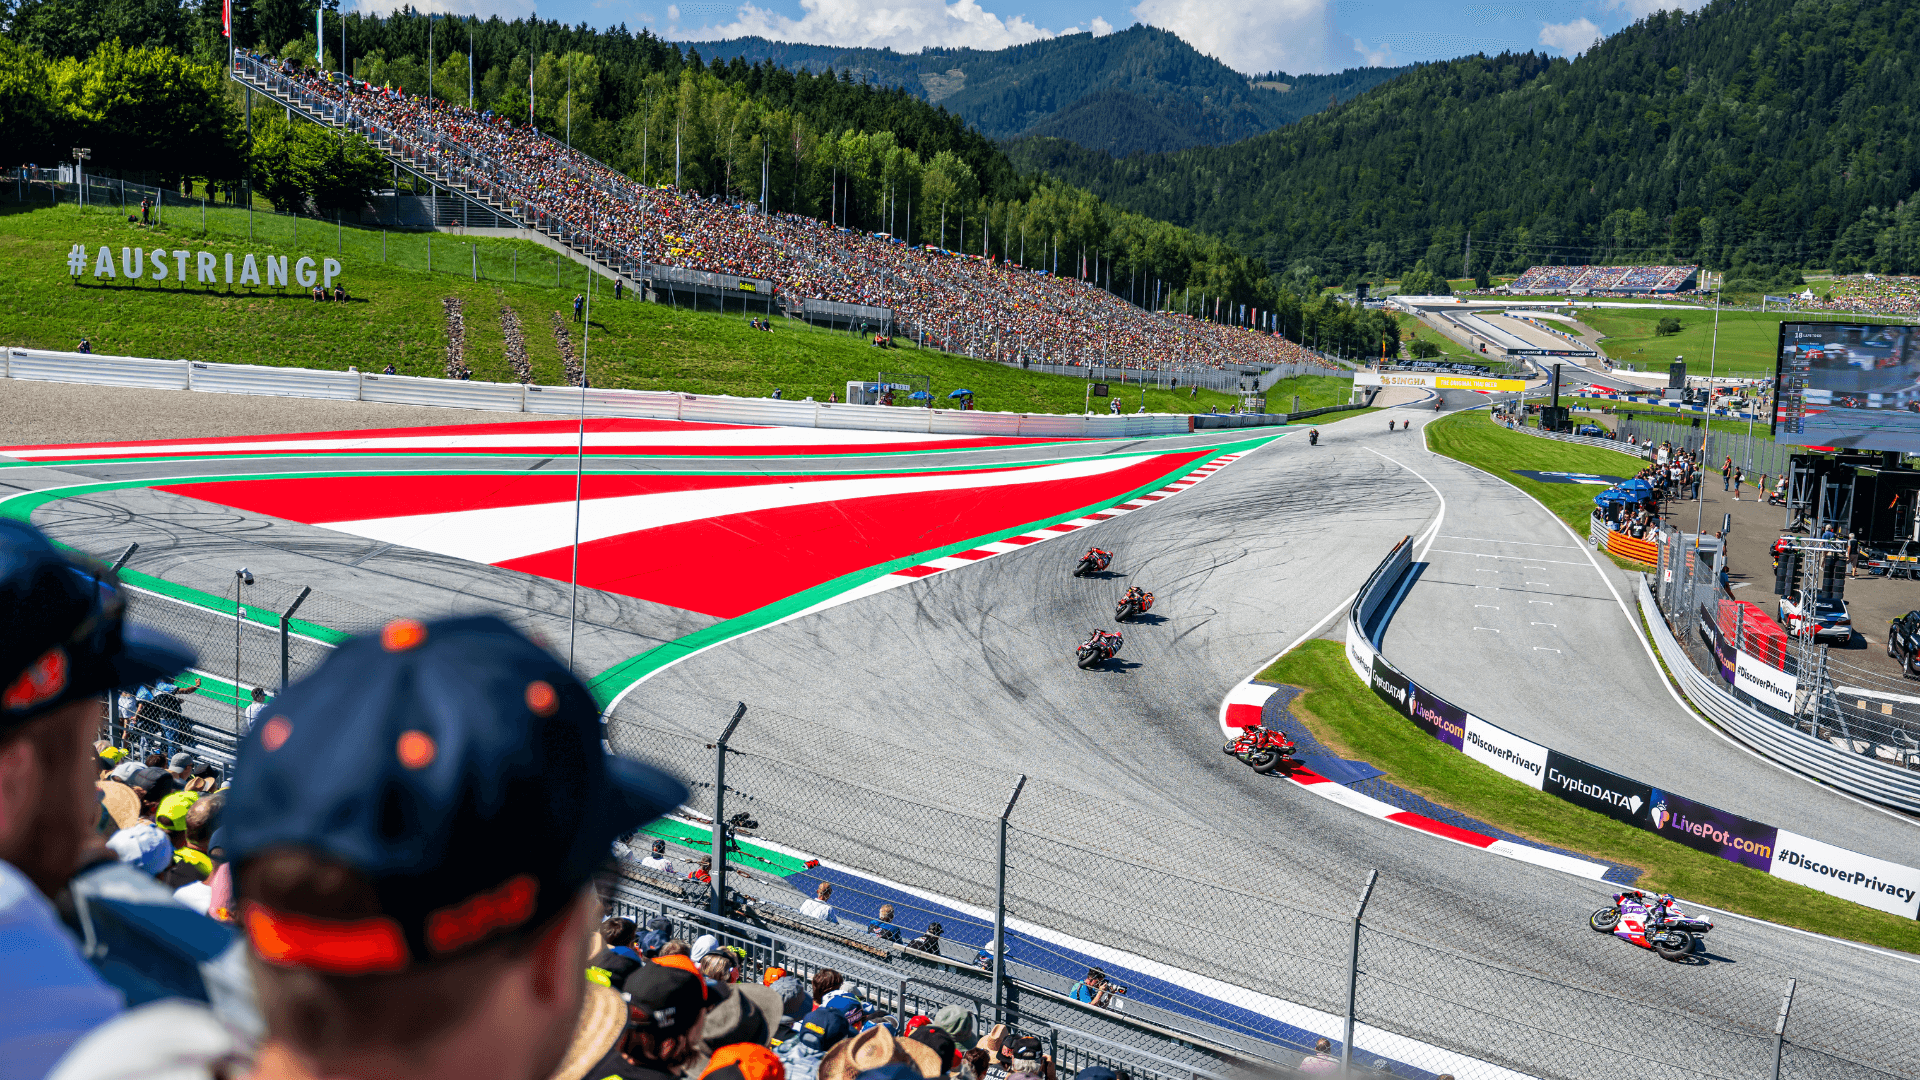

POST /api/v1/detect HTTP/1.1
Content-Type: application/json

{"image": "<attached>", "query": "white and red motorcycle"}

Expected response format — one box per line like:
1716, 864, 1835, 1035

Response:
1589, 890, 1712, 961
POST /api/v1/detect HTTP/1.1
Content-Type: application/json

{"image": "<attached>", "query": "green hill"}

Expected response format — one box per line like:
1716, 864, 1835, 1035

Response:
684, 27, 1411, 156
1006, 0, 1920, 280
0, 201, 1359, 416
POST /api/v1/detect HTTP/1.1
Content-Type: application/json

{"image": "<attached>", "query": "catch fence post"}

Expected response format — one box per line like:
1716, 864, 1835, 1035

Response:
992, 774, 1028, 1023
1341, 869, 1379, 1072
279, 586, 310, 693
709, 703, 746, 917
104, 542, 138, 746
1771, 978, 1796, 1080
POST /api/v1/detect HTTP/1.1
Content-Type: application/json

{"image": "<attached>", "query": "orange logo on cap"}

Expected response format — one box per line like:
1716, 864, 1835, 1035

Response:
381, 619, 427, 651
397, 730, 436, 769
525, 680, 559, 717
260, 716, 293, 752
2, 647, 68, 712
426, 874, 537, 955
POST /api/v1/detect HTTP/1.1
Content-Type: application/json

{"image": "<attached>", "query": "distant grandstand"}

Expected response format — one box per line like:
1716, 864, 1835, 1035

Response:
1504, 264, 1698, 295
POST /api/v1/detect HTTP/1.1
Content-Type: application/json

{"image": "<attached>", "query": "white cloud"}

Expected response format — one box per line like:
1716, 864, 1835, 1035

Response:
1351, 37, 1392, 67
1538, 16, 1599, 56
1089, 15, 1115, 35
1130, 0, 1338, 74
676, 0, 1057, 52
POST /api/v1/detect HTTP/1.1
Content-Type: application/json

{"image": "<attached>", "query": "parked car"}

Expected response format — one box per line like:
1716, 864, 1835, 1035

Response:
1888, 611, 1920, 676
1575, 424, 1607, 438
1780, 594, 1853, 644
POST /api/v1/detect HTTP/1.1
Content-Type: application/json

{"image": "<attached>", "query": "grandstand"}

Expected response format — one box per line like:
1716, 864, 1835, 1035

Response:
1505, 264, 1698, 295
231, 54, 1328, 377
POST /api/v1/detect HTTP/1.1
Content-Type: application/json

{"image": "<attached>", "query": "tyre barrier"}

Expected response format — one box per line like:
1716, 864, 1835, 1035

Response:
1342, 539, 1920, 919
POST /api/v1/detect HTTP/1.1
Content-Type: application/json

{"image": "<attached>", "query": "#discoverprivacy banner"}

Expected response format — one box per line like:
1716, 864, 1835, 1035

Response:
1461, 716, 1548, 790
1734, 650, 1799, 714
1771, 830, 1920, 919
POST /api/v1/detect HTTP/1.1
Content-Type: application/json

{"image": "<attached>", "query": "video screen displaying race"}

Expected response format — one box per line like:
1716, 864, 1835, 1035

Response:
1773, 322, 1920, 453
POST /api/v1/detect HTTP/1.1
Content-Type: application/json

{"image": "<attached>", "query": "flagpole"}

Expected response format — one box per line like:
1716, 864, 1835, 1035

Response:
568, 232, 593, 669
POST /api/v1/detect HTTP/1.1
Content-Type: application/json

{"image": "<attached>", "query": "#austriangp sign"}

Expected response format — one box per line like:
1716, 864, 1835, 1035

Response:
67, 244, 344, 290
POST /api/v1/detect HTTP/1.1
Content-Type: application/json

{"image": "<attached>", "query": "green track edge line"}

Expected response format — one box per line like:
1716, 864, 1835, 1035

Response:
0, 431, 1282, 695
587, 434, 1283, 705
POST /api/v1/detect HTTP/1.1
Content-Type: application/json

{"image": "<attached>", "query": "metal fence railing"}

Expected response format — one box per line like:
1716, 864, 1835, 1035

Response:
1620, 415, 1798, 479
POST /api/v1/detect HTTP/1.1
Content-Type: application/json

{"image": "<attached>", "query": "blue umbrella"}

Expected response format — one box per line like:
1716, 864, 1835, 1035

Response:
909, 390, 932, 400
948, 389, 974, 398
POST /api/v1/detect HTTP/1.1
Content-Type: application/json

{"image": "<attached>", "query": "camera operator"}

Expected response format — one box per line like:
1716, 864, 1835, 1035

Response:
1069, 968, 1125, 1010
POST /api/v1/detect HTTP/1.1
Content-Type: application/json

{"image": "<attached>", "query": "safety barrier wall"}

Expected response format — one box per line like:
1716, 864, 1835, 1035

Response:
1, 348, 1197, 438
1506, 419, 1654, 458
1344, 540, 1920, 919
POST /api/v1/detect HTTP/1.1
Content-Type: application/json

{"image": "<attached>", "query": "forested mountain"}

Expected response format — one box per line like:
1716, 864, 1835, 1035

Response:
687, 27, 1410, 155
1007, 0, 1920, 279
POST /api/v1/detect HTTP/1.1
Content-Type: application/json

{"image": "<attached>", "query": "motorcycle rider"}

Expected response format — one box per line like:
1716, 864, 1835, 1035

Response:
1307, 427, 1319, 444
1083, 547, 1112, 571
1122, 585, 1153, 613
1086, 628, 1123, 658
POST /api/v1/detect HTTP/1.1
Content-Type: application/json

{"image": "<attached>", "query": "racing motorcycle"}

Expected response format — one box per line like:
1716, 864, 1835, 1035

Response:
1115, 588, 1155, 622
1075, 629, 1122, 669
1308, 428, 1319, 445
1074, 548, 1113, 577
1588, 890, 1712, 961
1222, 726, 1295, 773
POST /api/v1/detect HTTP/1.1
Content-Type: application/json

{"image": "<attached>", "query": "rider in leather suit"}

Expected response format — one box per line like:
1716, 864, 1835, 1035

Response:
1123, 586, 1153, 611
1090, 629, 1123, 656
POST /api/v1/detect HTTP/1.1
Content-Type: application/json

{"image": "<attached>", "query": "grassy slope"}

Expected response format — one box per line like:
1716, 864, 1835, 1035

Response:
1264, 641, 1920, 953
1580, 307, 1794, 377
0, 202, 1357, 415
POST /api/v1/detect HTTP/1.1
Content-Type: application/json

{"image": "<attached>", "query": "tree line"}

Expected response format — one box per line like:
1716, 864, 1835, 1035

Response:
1007, 0, 1920, 281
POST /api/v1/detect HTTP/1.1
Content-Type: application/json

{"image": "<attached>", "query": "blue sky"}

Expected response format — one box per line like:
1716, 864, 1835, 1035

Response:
366, 0, 1706, 75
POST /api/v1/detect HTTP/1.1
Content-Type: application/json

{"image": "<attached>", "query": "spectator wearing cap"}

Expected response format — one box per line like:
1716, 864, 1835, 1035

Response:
168, 750, 196, 783
800, 881, 839, 924
638, 914, 674, 957
104, 769, 177, 877
187, 761, 220, 793
1296, 1037, 1339, 1074
595, 957, 714, 1080
764, 968, 811, 1036
0, 518, 223, 1073
166, 791, 224, 908
908, 1026, 958, 1078
686, 953, 785, 1078
866, 904, 902, 943
929, 1005, 974, 1050
155, 789, 199, 849
777, 1006, 850, 1080
642, 837, 678, 875
996, 1034, 1052, 1080
51, 614, 691, 1080
701, 1042, 785, 1080
825, 993, 866, 1032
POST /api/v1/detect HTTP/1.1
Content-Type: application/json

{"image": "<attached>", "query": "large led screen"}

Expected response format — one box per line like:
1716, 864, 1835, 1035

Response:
1774, 322, 1920, 453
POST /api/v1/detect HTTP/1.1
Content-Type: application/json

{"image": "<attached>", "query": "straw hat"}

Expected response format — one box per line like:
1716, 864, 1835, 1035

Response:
820, 1025, 945, 1080
545, 982, 630, 1080
96, 780, 139, 831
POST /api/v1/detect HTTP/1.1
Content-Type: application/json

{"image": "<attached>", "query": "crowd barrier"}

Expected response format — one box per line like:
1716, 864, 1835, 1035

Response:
1345, 541, 1920, 919
0, 348, 1196, 438
1588, 514, 1660, 564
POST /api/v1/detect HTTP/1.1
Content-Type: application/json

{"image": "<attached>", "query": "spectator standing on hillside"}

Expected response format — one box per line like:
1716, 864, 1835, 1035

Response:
574, 293, 586, 321
800, 881, 839, 924
53, 613, 691, 1080
140, 196, 151, 224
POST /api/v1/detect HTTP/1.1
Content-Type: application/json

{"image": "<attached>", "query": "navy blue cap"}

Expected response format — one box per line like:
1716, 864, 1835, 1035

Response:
0, 519, 195, 732
225, 614, 686, 973
795, 1007, 852, 1053
856, 1065, 924, 1080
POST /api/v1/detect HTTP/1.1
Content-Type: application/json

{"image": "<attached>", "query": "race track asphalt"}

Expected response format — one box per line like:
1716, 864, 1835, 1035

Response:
8, 386, 1920, 1077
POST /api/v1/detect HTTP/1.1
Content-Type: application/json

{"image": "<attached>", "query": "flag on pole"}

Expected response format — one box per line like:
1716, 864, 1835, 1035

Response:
317, 6, 323, 64
222, 0, 231, 37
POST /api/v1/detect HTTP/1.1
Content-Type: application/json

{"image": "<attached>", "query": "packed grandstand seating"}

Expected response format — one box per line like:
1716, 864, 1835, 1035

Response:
1506, 264, 1698, 294
241, 54, 1325, 376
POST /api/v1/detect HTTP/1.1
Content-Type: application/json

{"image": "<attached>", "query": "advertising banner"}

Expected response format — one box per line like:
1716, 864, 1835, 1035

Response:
1771, 830, 1920, 919
1647, 788, 1778, 871
1734, 651, 1798, 714
1407, 681, 1467, 750
1462, 717, 1548, 790
1370, 655, 1411, 718
1543, 752, 1652, 827
1699, 606, 1736, 684
1345, 620, 1375, 682
1353, 372, 1528, 393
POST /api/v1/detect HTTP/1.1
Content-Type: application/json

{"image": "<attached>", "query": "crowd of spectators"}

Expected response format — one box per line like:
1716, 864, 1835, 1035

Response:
1506, 265, 1698, 294
244, 54, 1327, 378
5, 516, 1207, 1080
1796, 275, 1920, 317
